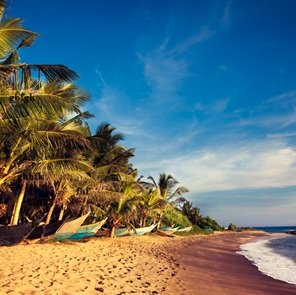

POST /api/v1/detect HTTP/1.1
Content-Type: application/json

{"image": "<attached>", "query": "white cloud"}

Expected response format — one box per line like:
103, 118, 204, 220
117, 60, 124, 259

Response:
135, 139, 296, 194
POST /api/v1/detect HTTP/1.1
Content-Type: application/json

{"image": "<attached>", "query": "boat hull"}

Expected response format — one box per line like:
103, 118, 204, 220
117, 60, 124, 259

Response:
27, 220, 64, 240
176, 226, 192, 233
0, 223, 33, 246
69, 218, 107, 240
156, 229, 177, 237
51, 213, 90, 242
115, 224, 157, 237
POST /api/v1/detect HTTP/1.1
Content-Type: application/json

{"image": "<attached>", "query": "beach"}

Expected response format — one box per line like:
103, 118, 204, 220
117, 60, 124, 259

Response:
179, 231, 296, 295
0, 232, 295, 294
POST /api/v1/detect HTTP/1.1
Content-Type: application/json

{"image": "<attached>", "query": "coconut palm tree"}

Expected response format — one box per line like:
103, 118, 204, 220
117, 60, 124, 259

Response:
146, 173, 189, 227
136, 187, 163, 227
0, 1, 37, 61
87, 122, 135, 174
2, 116, 94, 225
181, 200, 201, 225
106, 181, 143, 238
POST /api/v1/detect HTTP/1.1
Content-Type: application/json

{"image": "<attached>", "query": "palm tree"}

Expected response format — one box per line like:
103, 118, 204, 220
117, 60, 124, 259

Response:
106, 181, 143, 238
147, 173, 189, 227
87, 122, 135, 173
1, 116, 94, 225
0, 1, 37, 61
181, 200, 201, 225
137, 187, 163, 227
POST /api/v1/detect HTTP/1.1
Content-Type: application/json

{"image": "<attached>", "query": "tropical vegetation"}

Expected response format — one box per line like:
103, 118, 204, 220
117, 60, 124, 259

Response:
0, 1, 222, 237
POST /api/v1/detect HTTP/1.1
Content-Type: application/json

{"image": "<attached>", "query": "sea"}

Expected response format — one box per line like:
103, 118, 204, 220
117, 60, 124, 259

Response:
237, 226, 296, 285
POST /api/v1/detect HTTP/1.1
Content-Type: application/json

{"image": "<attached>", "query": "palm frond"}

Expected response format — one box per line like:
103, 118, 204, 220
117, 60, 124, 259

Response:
0, 18, 37, 59
169, 186, 189, 200
116, 172, 136, 183
0, 50, 19, 65
147, 176, 157, 187
18, 34, 36, 49
0, 64, 79, 83
31, 64, 79, 82
32, 158, 94, 181
0, 0, 7, 21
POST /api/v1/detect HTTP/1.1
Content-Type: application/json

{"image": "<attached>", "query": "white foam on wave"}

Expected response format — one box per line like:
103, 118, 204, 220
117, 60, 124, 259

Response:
237, 236, 296, 285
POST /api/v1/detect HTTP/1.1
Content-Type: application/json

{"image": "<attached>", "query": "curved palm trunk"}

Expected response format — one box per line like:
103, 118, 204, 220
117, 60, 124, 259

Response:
45, 200, 56, 224
157, 211, 164, 230
143, 217, 147, 227
58, 205, 65, 221
110, 226, 116, 238
10, 180, 27, 225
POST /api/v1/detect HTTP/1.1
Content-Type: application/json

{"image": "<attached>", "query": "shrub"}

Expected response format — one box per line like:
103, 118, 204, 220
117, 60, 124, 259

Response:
198, 215, 223, 231
162, 206, 192, 227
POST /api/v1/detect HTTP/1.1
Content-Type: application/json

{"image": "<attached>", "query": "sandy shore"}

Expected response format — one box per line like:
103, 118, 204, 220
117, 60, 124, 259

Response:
0, 234, 191, 295
0, 231, 295, 294
178, 231, 296, 295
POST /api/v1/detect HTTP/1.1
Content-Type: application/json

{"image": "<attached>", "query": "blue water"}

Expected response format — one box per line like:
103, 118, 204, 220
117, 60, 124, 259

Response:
253, 226, 296, 233
238, 226, 296, 285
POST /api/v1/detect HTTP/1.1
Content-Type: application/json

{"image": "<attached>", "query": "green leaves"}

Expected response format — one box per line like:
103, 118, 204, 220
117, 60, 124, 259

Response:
0, 0, 7, 21
0, 18, 37, 60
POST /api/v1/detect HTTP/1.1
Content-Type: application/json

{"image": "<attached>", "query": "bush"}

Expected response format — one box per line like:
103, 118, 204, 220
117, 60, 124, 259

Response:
162, 206, 192, 227
198, 215, 223, 231
228, 223, 238, 231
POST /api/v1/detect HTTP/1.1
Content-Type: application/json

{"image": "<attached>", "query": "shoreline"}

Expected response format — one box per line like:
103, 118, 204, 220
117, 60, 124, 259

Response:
0, 232, 295, 294
178, 231, 296, 295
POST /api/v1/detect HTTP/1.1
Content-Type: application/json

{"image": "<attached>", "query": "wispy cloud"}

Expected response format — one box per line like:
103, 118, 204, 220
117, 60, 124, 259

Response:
195, 97, 230, 114
237, 111, 296, 128
267, 132, 296, 139
266, 91, 296, 106
173, 26, 214, 53
236, 91, 296, 129
221, 1, 231, 28
89, 70, 147, 138
219, 64, 228, 72
139, 50, 188, 102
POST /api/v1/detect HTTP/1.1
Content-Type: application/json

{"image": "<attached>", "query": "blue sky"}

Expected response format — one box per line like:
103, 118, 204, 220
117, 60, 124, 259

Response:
11, 0, 296, 226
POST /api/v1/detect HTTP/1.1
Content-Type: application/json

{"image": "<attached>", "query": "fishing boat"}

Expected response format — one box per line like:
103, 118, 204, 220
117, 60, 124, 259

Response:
156, 226, 179, 237
159, 226, 180, 231
26, 220, 64, 241
69, 218, 107, 240
115, 224, 157, 237
176, 226, 192, 233
51, 212, 90, 242
95, 229, 110, 237
0, 223, 34, 246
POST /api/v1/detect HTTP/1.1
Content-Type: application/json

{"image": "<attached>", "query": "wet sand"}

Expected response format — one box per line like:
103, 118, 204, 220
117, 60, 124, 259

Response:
178, 231, 296, 295
0, 232, 295, 294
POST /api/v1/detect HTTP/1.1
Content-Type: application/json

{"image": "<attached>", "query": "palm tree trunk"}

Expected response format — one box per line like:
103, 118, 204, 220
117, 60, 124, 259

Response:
110, 226, 116, 238
58, 205, 65, 221
10, 180, 27, 225
157, 213, 163, 230
46, 200, 56, 224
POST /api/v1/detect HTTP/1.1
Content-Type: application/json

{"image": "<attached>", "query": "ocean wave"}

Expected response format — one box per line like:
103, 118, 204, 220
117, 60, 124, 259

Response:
237, 236, 296, 285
